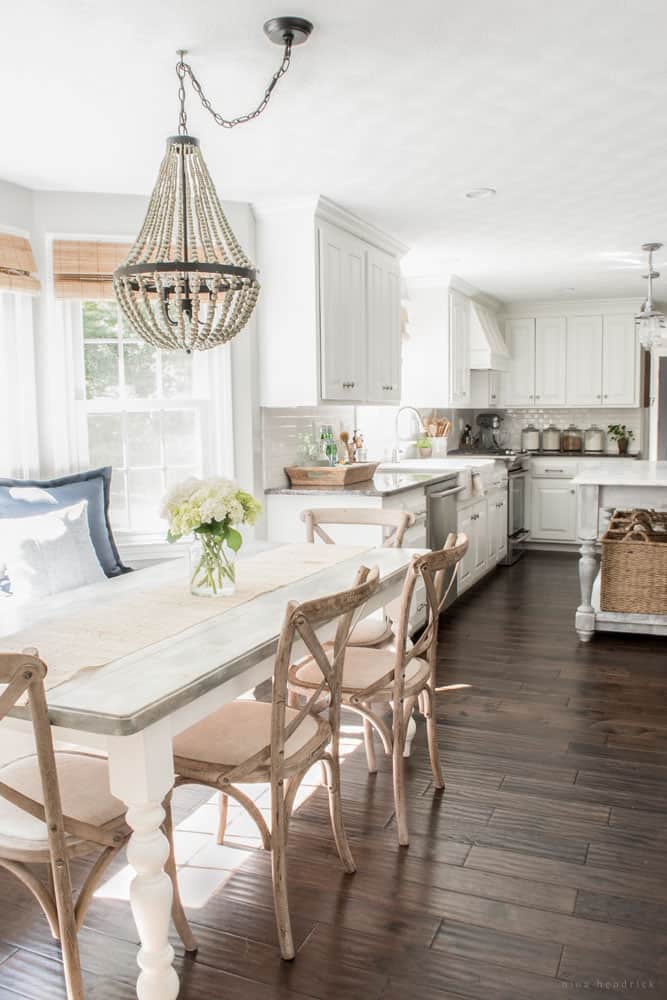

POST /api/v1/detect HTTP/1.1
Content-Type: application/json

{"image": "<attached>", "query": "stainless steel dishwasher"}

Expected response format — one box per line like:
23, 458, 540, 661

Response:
425, 476, 465, 608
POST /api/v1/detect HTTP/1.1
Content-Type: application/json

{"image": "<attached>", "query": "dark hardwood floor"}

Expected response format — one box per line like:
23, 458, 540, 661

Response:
2, 551, 667, 999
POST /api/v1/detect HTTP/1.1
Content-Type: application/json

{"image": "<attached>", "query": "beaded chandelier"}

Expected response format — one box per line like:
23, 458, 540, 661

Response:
114, 17, 313, 352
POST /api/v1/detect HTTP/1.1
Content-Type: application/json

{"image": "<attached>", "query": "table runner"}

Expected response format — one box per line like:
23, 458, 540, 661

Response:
1, 543, 369, 696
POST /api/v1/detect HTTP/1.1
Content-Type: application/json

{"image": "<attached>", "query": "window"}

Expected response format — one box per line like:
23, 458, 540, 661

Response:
79, 300, 232, 536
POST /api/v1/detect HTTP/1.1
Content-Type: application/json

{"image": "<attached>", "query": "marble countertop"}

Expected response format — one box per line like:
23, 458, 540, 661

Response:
573, 461, 667, 487
265, 471, 459, 498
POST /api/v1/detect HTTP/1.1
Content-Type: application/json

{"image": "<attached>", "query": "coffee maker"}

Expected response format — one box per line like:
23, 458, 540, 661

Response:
476, 412, 504, 451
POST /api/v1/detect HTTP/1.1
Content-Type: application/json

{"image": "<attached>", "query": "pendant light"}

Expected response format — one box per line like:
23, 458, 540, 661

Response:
636, 242, 666, 350
114, 17, 314, 352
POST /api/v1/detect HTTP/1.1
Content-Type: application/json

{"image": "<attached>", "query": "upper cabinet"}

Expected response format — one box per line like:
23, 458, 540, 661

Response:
256, 197, 406, 407
535, 317, 567, 405
501, 316, 567, 407
401, 281, 474, 408
501, 318, 536, 406
566, 314, 638, 407
366, 246, 401, 403
500, 309, 639, 410
601, 315, 638, 406
318, 223, 367, 402
566, 316, 603, 405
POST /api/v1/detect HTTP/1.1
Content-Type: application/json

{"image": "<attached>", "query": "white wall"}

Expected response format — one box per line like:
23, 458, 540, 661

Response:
0, 178, 33, 232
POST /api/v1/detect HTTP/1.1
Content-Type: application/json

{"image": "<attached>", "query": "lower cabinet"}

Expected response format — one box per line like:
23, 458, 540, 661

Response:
457, 497, 490, 594
530, 478, 577, 541
488, 490, 508, 564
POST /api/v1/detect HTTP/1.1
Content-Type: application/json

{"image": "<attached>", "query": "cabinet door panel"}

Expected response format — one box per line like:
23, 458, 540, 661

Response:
473, 500, 488, 572
602, 316, 638, 407
530, 479, 577, 541
367, 247, 401, 403
319, 224, 367, 401
535, 317, 567, 406
457, 507, 475, 593
496, 497, 507, 561
502, 319, 535, 406
449, 291, 471, 406
566, 316, 602, 406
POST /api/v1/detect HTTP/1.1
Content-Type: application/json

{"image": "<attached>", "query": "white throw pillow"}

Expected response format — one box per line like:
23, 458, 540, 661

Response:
0, 500, 106, 600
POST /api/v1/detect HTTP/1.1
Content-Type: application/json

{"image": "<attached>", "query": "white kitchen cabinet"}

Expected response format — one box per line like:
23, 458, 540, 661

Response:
457, 497, 489, 594
487, 490, 507, 565
366, 246, 401, 403
500, 318, 535, 406
530, 478, 577, 541
401, 282, 472, 408
602, 316, 638, 406
470, 370, 501, 408
534, 317, 567, 406
256, 196, 406, 407
319, 223, 367, 402
566, 316, 603, 406
457, 505, 475, 592
449, 290, 471, 407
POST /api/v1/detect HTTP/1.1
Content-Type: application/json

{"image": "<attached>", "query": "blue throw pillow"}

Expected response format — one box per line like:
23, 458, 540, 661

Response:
0, 466, 130, 578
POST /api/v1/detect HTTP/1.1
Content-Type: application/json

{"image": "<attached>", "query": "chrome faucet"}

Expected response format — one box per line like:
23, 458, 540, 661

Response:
392, 406, 425, 462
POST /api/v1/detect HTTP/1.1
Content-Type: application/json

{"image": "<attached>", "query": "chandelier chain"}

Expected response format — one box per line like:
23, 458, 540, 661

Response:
176, 37, 293, 135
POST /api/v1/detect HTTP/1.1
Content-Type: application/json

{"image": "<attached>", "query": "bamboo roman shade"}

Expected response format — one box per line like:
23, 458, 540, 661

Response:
53, 240, 131, 300
0, 233, 40, 294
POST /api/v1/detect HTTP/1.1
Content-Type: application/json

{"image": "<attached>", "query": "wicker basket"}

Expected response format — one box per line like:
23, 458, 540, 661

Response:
600, 509, 667, 615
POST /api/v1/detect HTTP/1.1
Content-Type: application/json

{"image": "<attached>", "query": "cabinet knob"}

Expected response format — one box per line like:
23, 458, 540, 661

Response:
604, 394, 608, 399
535, 395, 540, 400
596, 394, 601, 399
570, 489, 575, 495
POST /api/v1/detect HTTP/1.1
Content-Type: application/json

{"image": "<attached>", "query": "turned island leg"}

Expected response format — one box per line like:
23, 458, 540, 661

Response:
575, 484, 600, 643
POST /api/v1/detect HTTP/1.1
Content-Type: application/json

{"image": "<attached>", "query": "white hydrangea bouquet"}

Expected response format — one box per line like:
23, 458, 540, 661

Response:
162, 477, 262, 597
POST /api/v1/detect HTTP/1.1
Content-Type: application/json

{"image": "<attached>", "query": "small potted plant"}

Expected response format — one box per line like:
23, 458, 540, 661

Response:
162, 477, 262, 597
415, 436, 433, 459
607, 424, 635, 455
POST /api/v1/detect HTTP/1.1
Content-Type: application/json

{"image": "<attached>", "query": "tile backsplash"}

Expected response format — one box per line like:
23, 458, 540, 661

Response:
262, 404, 643, 490
499, 408, 642, 453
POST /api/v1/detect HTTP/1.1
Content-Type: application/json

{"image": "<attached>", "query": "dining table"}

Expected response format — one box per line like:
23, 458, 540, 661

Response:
0, 541, 421, 1000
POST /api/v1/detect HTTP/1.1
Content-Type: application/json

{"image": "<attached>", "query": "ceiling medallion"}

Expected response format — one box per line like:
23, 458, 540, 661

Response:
114, 17, 314, 352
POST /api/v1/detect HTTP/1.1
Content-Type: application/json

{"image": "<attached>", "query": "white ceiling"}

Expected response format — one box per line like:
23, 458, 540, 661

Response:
3, 0, 667, 301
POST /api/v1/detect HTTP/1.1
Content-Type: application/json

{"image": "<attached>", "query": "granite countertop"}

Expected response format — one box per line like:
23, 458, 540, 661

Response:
573, 461, 667, 487
265, 471, 459, 498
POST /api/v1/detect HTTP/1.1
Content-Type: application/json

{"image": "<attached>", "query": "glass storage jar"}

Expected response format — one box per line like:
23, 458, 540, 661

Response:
562, 424, 583, 453
521, 424, 541, 452
541, 425, 562, 452
584, 424, 606, 454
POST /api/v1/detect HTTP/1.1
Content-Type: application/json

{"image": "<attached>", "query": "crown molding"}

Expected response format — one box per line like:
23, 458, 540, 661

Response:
252, 194, 409, 258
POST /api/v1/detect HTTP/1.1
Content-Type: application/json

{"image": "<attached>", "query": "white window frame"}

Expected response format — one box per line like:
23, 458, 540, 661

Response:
63, 298, 234, 558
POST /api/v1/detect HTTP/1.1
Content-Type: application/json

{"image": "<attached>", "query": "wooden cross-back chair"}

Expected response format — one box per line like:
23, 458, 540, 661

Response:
0, 651, 195, 1000
172, 564, 380, 960
301, 507, 417, 648
287, 533, 469, 847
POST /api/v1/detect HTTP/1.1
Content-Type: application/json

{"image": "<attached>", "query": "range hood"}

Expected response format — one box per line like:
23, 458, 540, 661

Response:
469, 301, 510, 371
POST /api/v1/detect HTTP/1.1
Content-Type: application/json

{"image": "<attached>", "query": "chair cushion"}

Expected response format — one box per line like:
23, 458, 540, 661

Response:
291, 645, 430, 695
0, 467, 129, 579
0, 752, 125, 855
173, 700, 328, 769
348, 614, 393, 647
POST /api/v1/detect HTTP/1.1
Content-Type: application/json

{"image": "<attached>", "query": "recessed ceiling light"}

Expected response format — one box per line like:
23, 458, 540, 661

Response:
465, 187, 496, 199
556, 287, 576, 293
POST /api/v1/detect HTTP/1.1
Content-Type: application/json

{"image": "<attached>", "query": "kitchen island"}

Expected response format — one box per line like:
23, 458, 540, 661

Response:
574, 461, 667, 641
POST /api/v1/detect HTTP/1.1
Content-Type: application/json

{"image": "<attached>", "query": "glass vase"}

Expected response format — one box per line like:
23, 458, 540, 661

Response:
189, 534, 237, 597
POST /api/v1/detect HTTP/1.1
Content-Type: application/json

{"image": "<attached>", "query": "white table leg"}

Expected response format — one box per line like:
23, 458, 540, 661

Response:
107, 720, 179, 1000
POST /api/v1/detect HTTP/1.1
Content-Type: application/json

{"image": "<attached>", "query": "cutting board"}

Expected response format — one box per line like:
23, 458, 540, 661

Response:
285, 463, 379, 487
